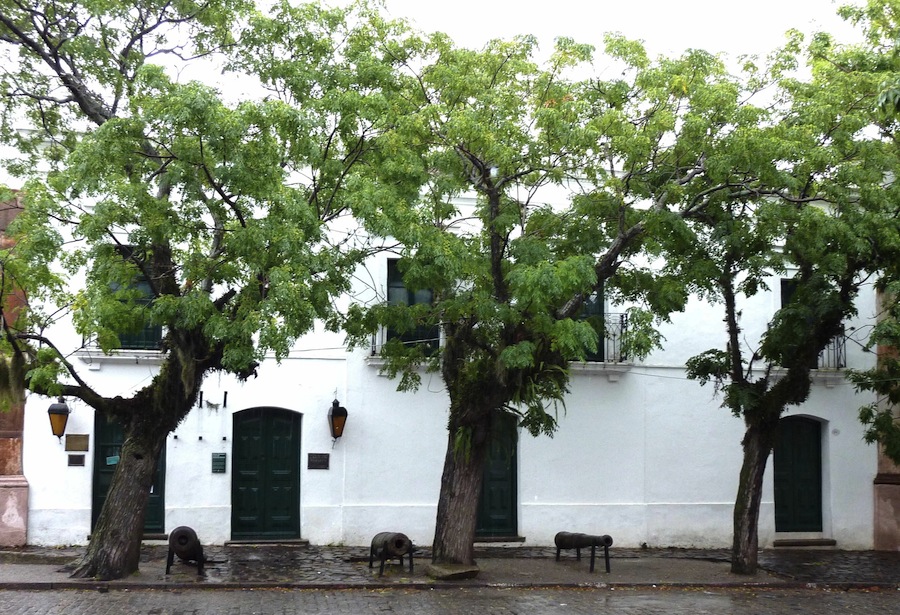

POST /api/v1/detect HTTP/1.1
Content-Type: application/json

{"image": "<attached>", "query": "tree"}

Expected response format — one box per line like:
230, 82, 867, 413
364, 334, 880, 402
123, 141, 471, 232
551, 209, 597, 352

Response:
841, 1, 900, 468
0, 0, 423, 579
344, 31, 782, 568
683, 18, 900, 573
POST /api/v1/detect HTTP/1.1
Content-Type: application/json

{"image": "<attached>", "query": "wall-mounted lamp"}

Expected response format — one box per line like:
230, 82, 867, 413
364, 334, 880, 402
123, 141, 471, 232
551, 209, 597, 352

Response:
328, 399, 348, 441
47, 397, 70, 441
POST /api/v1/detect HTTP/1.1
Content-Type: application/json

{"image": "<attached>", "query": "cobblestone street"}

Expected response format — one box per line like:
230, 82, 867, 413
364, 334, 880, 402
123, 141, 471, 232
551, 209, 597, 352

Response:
1, 587, 898, 614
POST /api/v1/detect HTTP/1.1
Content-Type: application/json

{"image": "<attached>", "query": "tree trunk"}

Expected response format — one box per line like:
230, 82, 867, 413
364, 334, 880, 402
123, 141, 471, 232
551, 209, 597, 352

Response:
69, 431, 163, 580
431, 416, 490, 566
731, 416, 778, 574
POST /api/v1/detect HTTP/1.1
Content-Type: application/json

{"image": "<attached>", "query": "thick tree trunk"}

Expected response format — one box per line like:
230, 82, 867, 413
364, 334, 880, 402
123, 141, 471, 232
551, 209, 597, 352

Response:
69, 430, 164, 580
431, 416, 490, 566
731, 416, 778, 574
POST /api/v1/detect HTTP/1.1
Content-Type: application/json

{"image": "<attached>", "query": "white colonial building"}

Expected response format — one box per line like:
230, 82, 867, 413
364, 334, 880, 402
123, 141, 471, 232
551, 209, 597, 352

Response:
7, 246, 890, 552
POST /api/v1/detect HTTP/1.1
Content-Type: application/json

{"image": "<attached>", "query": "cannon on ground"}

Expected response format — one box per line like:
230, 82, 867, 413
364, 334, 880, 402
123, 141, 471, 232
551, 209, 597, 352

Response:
554, 531, 613, 573
166, 525, 206, 575
368, 531, 414, 576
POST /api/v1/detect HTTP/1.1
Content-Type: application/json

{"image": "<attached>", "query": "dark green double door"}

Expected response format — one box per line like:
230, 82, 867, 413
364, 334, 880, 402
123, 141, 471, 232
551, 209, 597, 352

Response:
774, 416, 823, 532
232, 408, 302, 540
476, 413, 518, 538
92, 414, 165, 533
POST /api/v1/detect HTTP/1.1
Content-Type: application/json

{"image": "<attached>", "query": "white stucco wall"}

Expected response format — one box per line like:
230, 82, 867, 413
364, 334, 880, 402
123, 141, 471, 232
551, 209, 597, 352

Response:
20, 271, 880, 549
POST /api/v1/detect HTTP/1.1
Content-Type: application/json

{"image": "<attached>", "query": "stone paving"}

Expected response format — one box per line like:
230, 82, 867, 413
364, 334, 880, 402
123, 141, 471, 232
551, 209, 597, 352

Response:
1, 543, 899, 589
757, 549, 900, 585
3, 587, 900, 615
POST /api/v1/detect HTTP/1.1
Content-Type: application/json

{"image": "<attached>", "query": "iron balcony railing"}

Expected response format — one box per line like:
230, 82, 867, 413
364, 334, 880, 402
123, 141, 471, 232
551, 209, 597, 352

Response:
369, 312, 629, 364
816, 328, 847, 370
370, 325, 440, 355
584, 312, 628, 364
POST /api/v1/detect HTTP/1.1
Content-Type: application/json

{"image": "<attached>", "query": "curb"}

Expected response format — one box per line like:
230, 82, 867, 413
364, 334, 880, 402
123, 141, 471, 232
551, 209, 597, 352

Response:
2, 579, 900, 592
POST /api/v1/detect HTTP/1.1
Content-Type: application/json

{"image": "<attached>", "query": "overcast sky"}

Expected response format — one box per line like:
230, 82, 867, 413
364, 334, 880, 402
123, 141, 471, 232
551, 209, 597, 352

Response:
379, 0, 863, 59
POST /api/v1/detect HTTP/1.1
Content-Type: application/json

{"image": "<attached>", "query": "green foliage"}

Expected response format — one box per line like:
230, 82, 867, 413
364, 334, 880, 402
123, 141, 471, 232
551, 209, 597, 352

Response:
619, 308, 664, 361
672, 0, 900, 452
342, 23, 793, 452
686, 349, 732, 387
0, 352, 25, 412
849, 285, 900, 464
858, 402, 900, 462
453, 426, 473, 461
0, 0, 431, 402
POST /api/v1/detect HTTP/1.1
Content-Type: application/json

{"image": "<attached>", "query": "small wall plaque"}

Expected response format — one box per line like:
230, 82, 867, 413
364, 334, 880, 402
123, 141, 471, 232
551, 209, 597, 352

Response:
65, 434, 89, 452
308, 453, 330, 470
68, 454, 85, 467
211, 452, 227, 473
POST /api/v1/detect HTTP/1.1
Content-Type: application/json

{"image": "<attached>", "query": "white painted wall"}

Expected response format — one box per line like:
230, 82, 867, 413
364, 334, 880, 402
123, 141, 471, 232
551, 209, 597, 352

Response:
20, 270, 879, 549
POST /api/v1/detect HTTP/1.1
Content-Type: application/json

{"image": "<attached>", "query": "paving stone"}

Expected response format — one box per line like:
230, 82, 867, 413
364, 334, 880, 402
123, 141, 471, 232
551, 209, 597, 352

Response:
424, 562, 480, 580
1, 544, 900, 589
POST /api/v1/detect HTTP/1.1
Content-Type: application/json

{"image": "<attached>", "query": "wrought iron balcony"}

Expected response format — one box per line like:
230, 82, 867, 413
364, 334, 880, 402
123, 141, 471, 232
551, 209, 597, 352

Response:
583, 312, 628, 364
369, 312, 630, 364
816, 329, 846, 370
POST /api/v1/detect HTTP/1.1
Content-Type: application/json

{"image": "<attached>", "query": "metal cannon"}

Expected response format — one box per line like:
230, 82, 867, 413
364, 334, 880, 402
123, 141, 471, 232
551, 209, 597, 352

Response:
166, 525, 206, 575
368, 531, 414, 576
554, 531, 613, 573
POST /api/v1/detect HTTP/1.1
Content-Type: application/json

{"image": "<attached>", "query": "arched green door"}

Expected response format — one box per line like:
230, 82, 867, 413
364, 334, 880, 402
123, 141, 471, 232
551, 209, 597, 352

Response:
476, 412, 518, 538
774, 416, 823, 532
92, 414, 165, 533
232, 407, 302, 540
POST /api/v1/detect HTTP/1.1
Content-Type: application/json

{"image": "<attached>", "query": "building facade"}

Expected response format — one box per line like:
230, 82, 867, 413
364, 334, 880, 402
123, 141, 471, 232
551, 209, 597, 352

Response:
14, 253, 884, 551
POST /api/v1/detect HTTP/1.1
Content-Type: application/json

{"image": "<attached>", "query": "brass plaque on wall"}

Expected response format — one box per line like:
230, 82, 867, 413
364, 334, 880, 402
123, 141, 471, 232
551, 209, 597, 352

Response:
65, 434, 89, 451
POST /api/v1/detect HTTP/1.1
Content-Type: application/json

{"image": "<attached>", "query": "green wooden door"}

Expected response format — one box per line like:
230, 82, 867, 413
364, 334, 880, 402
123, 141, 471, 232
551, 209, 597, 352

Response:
232, 407, 302, 539
774, 416, 823, 532
92, 414, 165, 533
476, 413, 517, 538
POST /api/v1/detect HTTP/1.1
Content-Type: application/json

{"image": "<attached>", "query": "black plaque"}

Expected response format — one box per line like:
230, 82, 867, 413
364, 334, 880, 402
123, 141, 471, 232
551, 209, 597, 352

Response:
67, 454, 85, 467
308, 453, 330, 470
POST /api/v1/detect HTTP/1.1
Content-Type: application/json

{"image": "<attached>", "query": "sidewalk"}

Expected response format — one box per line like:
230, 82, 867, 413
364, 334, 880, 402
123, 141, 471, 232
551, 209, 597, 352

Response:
1, 543, 898, 591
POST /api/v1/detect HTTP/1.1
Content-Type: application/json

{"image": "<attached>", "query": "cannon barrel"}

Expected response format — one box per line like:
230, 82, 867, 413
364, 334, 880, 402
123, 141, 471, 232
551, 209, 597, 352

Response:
370, 531, 411, 558
554, 531, 613, 573
554, 531, 613, 550
170, 526, 203, 561
555, 531, 587, 550
369, 531, 414, 576
166, 526, 205, 575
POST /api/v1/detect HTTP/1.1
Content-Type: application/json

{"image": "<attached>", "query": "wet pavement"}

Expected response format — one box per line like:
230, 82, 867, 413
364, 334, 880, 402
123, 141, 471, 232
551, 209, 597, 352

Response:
0, 543, 899, 590
3, 586, 900, 615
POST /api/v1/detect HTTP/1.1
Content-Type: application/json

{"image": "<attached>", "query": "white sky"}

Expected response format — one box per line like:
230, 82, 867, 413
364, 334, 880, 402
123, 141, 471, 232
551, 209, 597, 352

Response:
379, 0, 863, 58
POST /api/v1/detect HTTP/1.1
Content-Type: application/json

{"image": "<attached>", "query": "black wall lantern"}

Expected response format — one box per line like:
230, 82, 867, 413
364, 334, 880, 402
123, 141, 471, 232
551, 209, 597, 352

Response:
328, 399, 348, 440
47, 397, 70, 441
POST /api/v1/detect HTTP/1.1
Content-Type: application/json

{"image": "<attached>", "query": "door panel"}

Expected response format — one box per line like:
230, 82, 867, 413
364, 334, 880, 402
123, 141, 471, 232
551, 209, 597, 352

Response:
232, 408, 301, 539
774, 416, 823, 532
92, 414, 165, 533
477, 412, 517, 537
